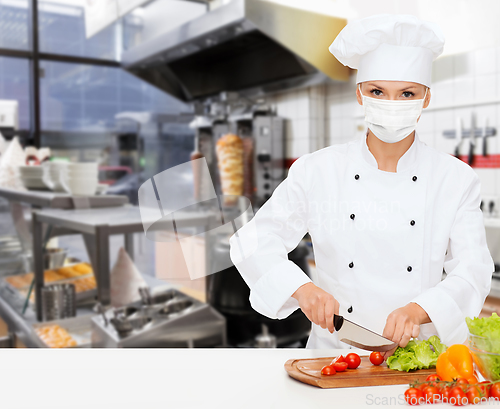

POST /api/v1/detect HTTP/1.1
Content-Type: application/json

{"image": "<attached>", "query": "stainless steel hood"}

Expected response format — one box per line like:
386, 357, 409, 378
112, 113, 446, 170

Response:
121, 0, 350, 102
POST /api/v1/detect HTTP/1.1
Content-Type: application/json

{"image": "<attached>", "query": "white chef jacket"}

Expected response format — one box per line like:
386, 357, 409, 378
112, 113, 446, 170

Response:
229, 131, 493, 349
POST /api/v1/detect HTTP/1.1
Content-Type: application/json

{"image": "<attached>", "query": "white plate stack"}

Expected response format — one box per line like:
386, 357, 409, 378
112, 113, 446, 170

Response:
42, 161, 68, 192
61, 162, 99, 196
19, 165, 48, 190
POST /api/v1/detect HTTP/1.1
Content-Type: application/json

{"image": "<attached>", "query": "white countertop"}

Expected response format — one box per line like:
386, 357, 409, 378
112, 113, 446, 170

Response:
0, 348, 460, 409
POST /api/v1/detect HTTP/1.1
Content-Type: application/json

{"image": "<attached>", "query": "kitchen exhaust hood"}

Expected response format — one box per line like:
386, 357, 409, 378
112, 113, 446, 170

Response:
121, 0, 350, 102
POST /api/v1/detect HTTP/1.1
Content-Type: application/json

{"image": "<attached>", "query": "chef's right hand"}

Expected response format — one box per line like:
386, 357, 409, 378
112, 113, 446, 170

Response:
291, 282, 339, 333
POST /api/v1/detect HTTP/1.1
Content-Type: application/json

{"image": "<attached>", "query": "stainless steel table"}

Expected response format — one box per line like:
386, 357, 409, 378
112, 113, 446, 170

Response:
0, 273, 179, 347
32, 206, 215, 320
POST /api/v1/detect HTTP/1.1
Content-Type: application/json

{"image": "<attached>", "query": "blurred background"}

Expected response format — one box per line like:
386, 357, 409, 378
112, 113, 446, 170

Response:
1, 0, 500, 349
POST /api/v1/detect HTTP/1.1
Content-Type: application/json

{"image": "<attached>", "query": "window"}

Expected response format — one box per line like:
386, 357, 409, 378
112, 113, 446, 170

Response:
0, 56, 30, 130
0, 0, 30, 51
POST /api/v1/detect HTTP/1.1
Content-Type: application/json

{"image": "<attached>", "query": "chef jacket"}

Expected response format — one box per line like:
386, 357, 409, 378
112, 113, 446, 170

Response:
229, 131, 494, 349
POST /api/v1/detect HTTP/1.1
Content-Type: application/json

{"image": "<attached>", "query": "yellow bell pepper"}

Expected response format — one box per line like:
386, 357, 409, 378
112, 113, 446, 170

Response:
436, 344, 478, 384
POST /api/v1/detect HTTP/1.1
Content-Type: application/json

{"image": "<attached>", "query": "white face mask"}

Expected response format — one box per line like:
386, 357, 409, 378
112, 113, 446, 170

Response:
358, 84, 428, 144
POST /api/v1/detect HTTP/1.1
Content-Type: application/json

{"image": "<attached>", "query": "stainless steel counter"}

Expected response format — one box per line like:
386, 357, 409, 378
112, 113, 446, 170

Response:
0, 273, 180, 348
0, 187, 128, 209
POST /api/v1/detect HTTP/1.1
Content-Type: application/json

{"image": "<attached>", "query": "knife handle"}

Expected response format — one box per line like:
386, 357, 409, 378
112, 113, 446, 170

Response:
483, 136, 488, 157
454, 145, 460, 159
333, 314, 344, 332
468, 142, 474, 166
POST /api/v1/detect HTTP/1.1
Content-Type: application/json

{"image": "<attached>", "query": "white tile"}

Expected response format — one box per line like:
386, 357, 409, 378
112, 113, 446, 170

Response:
328, 118, 343, 145
432, 55, 454, 83
417, 111, 434, 134
291, 138, 310, 157
453, 77, 474, 104
453, 52, 475, 79
289, 118, 309, 140
475, 74, 497, 101
474, 47, 497, 76
475, 168, 496, 196
433, 110, 456, 155
429, 80, 453, 107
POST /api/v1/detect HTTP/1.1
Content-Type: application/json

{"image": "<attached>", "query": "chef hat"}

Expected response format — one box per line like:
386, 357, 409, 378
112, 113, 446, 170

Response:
329, 14, 445, 87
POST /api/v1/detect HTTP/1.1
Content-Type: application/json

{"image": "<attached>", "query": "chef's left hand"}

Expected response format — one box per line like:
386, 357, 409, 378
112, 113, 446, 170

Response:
381, 302, 431, 359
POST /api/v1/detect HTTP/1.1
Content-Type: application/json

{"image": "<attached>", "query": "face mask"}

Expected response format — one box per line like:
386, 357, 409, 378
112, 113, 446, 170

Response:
358, 84, 428, 144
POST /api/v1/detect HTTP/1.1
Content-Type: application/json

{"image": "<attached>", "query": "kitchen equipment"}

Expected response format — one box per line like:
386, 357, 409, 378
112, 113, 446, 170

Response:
333, 315, 398, 352
43, 248, 66, 270
469, 345, 500, 382
284, 356, 436, 389
207, 237, 311, 347
91, 288, 226, 348
121, 0, 349, 102
60, 162, 99, 196
42, 161, 68, 192
41, 283, 76, 321
254, 324, 277, 348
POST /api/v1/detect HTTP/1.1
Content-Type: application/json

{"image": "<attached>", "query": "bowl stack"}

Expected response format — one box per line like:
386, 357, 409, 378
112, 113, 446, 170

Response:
60, 162, 99, 196
468, 333, 500, 381
19, 165, 48, 190
42, 161, 68, 192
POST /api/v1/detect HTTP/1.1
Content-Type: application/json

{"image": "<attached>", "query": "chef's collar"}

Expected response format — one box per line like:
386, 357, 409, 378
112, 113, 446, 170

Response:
361, 131, 420, 173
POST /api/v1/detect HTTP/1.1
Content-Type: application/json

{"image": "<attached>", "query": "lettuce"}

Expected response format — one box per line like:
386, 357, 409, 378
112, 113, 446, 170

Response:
466, 313, 500, 381
387, 336, 447, 372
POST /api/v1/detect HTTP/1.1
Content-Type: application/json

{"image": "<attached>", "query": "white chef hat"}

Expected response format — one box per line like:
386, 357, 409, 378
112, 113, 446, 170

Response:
329, 14, 445, 87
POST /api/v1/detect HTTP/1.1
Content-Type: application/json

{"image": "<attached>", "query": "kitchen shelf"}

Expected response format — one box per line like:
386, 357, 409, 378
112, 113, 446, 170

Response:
32, 206, 216, 320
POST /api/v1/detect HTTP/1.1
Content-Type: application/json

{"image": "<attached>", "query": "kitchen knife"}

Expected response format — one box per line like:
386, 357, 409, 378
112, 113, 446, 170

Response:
468, 112, 476, 166
454, 117, 463, 159
333, 315, 398, 352
482, 117, 489, 157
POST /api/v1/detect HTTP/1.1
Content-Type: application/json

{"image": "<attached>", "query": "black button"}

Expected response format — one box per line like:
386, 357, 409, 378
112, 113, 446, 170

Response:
257, 153, 271, 163
264, 183, 270, 190
412, 176, 418, 182
349, 262, 354, 268
354, 174, 359, 180
347, 306, 353, 313
407, 266, 412, 272
264, 173, 270, 179
410, 220, 415, 226
350, 214, 355, 220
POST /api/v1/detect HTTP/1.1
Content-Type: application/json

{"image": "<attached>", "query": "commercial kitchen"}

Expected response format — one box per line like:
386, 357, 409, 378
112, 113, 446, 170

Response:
1, 0, 500, 408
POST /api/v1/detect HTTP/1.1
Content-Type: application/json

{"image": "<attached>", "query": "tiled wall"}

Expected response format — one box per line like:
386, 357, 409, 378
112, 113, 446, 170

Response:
269, 45, 500, 201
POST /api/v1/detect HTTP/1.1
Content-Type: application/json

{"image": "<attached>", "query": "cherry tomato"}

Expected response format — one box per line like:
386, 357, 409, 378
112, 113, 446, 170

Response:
490, 382, 500, 400
331, 355, 345, 365
404, 388, 424, 406
441, 386, 452, 403
321, 364, 336, 376
466, 385, 483, 405
333, 362, 348, 372
425, 374, 441, 387
455, 377, 469, 387
369, 351, 384, 366
345, 353, 361, 369
449, 386, 468, 406
478, 381, 490, 399
422, 385, 440, 404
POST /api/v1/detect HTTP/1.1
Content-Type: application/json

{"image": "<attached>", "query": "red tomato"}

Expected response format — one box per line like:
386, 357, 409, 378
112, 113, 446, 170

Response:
449, 386, 468, 406
422, 385, 440, 404
333, 362, 348, 372
490, 382, 500, 400
369, 351, 384, 366
331, 355, 345, 365
321, 365, 336, 376
404, 388, 424, 406
455, 377, 469, 387
425, 374, 441, 387
466, 385, 483, 405
441, 386, 452, 403
478, 381, 490, 399
345, 353, 361, 369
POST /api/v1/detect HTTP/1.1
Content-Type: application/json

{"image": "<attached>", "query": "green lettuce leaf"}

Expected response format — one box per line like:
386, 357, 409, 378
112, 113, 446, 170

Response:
387, 336, 448, 372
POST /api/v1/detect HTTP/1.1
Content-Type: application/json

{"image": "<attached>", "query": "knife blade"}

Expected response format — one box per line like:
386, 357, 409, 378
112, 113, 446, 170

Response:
333, 315, 398, 352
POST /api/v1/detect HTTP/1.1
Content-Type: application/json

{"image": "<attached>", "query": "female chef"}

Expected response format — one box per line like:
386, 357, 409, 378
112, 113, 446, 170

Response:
229, 14, 494, 352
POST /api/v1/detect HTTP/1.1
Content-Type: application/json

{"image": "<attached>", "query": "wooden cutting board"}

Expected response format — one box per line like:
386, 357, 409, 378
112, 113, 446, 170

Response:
284, 356, 436, 389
